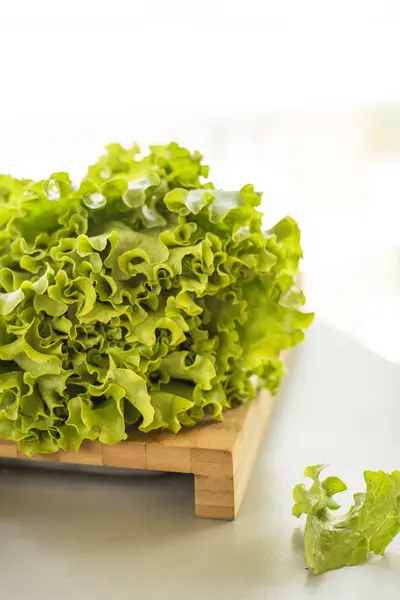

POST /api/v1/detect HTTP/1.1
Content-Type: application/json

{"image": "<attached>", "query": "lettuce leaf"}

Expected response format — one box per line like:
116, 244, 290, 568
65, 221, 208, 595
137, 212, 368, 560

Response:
293, 465, 400, 575
0, 142, 313, 455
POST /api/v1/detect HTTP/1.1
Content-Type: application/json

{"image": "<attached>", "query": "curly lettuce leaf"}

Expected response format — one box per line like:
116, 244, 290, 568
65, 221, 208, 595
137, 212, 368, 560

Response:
293, 465, 400, 575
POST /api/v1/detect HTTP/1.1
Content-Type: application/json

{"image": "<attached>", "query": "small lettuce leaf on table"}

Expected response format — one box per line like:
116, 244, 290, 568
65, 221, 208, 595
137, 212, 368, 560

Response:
293, 465, 400, 575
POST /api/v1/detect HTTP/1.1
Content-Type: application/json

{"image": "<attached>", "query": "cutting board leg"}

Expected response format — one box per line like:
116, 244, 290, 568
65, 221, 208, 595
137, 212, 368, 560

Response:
194, 473, 236, 520
192, 388, 274, 520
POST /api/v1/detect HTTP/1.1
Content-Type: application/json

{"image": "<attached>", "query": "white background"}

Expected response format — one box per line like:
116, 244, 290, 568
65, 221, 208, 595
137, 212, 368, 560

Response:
1, 0, 400, 362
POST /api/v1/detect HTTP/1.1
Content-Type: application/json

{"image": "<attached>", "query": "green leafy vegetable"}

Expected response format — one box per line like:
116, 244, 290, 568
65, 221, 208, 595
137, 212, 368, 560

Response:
0, 142, 313, 455
293, 465, 400, 575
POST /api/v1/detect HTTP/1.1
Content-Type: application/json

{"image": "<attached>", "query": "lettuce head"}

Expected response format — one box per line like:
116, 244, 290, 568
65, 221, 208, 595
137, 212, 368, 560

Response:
0, 142, 313, 455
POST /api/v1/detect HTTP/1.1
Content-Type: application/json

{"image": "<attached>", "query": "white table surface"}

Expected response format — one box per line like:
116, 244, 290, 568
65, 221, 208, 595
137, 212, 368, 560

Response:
1, 321, 399, 599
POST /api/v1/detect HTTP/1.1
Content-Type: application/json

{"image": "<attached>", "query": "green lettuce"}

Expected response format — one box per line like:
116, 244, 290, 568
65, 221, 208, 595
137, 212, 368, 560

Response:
0, 142, 312, 455
293, 465, 400, 575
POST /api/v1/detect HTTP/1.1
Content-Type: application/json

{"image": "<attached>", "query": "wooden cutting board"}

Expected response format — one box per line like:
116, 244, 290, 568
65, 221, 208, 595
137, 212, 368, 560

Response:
0, 384, 279, 520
